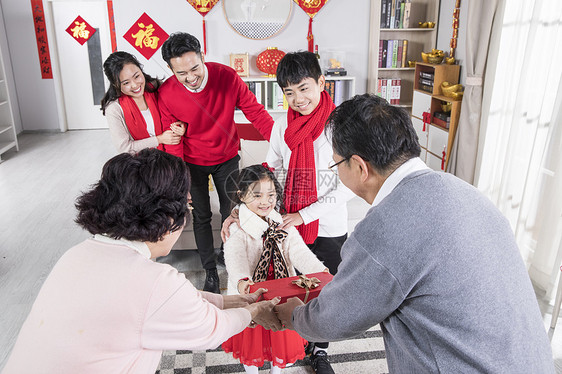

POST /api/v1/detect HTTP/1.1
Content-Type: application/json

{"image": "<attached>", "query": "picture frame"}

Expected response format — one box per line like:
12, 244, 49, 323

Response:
230, 53, 250, 77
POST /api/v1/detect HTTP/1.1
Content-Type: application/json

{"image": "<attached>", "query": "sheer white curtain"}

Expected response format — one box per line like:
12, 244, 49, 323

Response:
476, 0, 562, 298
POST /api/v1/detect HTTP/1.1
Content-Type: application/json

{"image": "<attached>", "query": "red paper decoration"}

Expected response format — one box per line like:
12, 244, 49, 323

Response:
30, 0, 52, 79
293, 0, 329, 52
186, 0, 219, 55
123, 13, 169, 60
107, 1, 117, 52
65, 15, 96, 45
256, 47, 286, 77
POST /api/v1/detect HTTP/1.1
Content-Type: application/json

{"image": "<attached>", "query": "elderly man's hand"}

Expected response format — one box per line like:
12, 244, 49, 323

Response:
222, 288, 266, 309
244, 296, 284, 331
221, 209, 240, 242
274, 297, 304, 331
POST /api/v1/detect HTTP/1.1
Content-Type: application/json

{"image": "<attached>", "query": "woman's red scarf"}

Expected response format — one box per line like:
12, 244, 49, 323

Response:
284, 90, 335, 244
118, 90, 163, 151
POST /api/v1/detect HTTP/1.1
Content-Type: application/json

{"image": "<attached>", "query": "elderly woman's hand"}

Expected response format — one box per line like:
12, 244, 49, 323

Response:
245, 296, 284, 331
222, 287, 266, 309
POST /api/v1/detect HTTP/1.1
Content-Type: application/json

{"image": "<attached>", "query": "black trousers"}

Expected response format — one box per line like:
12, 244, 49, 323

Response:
186, 155, 240, 270
307, 233, 347, 350
307, 234, 347, 275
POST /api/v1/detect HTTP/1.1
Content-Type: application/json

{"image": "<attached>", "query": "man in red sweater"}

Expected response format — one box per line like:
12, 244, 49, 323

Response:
159, 32, 273, 294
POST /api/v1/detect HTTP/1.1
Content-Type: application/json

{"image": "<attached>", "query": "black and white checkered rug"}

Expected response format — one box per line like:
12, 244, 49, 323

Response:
155, 326, 387, 374
155, 251, 389, 374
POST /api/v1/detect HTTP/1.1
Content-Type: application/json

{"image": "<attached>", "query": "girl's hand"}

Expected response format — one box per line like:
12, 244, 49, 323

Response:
280, 212, 304, 230
237, 279, 255, 295
157, 130, 182, 145
170, 121, 186, 136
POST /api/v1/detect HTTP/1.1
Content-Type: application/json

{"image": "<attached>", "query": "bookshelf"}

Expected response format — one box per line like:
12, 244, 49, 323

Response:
367, 0, 440, 109
411, 62, 461, 171
235, 76, 356, 123
0, 42, 18, 163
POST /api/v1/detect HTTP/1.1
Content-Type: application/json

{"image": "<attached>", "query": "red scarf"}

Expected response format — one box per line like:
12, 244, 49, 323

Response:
284, 90, 335, 244
119, 90, 163, 151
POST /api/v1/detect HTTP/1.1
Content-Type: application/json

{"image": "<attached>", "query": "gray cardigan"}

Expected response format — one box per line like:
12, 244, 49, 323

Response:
293, 169, 553, 373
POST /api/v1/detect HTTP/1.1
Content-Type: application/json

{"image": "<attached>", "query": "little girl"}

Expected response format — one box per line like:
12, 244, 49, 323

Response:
222, 164, 328, 374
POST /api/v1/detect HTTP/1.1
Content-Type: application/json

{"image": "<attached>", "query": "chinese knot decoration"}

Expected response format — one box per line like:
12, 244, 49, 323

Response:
65, 15, 96, 45
449, 0, 461, 60
186, 0, 220, 55
256, 47, 286, 77
293, 0, 329, 52
123, 13, 169, 60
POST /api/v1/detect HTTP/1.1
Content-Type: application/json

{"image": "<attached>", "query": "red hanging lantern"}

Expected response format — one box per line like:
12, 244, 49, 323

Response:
293, 0, 329, 52
186, 0, 219, 55
256, 47, 286, 77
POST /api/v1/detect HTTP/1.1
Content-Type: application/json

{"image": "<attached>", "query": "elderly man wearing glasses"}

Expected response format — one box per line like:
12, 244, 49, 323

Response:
276, 94, 554, 373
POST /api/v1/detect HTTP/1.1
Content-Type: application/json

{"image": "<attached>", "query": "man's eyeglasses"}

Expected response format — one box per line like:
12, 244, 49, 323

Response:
328, 157, 349, 175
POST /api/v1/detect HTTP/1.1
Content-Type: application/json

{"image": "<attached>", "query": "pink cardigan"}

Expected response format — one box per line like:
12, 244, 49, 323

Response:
2, 239, 250, 374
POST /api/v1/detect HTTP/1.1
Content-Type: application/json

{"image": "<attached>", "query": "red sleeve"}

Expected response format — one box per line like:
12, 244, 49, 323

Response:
158, 86, 184, 159
234, 74, 274, 141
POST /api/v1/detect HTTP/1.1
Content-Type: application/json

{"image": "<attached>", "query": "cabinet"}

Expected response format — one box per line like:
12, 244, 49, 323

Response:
367, 0, 440, 109
234, 76, 356, 123
411, 62, 461, 171
0, 43, 18, 163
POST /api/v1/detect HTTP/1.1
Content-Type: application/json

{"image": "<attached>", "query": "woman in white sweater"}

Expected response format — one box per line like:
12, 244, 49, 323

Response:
221, 164, 328, 374
101, 51, 185, 153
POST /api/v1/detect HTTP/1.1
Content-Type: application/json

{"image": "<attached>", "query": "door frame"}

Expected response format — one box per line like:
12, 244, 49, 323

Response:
44, 0, 111, 132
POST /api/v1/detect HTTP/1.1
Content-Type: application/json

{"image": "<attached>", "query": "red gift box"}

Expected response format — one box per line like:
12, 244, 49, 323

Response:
249, 272, 333, 304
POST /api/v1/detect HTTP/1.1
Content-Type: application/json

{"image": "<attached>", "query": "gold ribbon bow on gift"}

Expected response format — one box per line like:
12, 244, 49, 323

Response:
291, 275, 321, 303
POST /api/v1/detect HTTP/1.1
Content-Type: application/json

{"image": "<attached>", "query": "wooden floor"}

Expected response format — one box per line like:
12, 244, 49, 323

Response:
0, 130, 561, 371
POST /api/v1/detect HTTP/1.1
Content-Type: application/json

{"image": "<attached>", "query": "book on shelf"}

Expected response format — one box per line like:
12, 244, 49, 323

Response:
380, 0, 388, 28
381, 0, 411, 29
247, 81, 255, 95
376, 78, 401, 105
386, 40, 393, 68
419, 83, 433, 93
255, 82, 262, 105
396, 40, 403, 68
401, 40, 408, 68
419, 78, 434, 86
390, 0, 396, 29
403, 0, 411, 28
269, 83, 277, 109
419, 71, 435, 80
276, 83, 284, 109
334, 80, 345, 106
394, 0, 402, 29
379, 39, 409, 68
432, 114, 450, 129
324, 81, 335, 103
392, 40, 399, 68
433, 111, 451, 122
385, 0, 392, 29
399, 0, 405, 28
382, 40, 389, 68
378, 40, 384, 68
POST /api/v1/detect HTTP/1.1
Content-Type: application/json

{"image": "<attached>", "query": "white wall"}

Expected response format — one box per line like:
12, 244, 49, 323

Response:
112, 0, 371, 89
2, 0, 61, 132
1, 0, 468, 132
